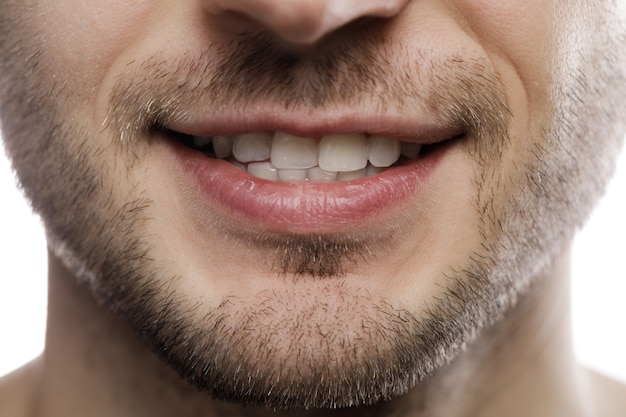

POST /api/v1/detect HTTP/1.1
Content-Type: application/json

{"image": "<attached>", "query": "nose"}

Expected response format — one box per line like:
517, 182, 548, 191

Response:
202, 0, 409, 44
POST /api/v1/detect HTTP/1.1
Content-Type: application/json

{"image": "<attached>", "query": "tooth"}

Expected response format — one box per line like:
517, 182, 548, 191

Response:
247, 162, 279, 181
271, 132, 318, 169
213, 135, 233, 159
278, 169, 308, 182
319, 133, 368, 172
366, 165, 384, 177
368, 135, 401, 167
336, 168, 367, 181
307, 167, 337, 181
401, 142, 422, 159
232, 132, 272, 163
193, 136, 212, 148
228, 158, 247, 171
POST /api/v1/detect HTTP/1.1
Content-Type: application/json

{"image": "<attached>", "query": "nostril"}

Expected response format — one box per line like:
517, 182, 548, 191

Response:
202, 0, 409, 45
203, 0, 327, 44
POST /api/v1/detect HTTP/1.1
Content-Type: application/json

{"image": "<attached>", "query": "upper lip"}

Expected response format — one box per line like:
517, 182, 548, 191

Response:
164, 105, 464, 145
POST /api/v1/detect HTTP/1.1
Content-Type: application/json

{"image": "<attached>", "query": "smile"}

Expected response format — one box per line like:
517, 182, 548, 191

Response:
150, 100, 470, 233
165, 118, 462, 233
177, 131, 426, 182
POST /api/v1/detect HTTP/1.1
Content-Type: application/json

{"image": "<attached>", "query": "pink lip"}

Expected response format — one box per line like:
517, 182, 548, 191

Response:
167, 107, 460, 145
171, 137, 451, 234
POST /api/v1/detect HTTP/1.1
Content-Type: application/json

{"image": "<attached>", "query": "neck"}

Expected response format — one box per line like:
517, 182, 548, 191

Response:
27, 250, 594, 417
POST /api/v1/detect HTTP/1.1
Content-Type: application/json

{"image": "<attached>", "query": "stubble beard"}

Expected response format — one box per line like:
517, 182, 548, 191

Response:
1, 18, 625, 411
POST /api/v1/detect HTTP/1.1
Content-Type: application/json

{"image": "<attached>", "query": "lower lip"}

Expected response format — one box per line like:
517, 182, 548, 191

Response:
173, 139, 450, 234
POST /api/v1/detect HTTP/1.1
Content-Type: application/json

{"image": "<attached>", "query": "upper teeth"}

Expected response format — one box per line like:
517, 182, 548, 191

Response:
192, 131, 422, 182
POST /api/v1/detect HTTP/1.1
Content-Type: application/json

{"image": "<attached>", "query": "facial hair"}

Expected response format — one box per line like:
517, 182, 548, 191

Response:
1, 9, 625, 411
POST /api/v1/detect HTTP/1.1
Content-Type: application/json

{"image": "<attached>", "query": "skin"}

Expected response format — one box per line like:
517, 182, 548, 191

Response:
1, 0, 625, 416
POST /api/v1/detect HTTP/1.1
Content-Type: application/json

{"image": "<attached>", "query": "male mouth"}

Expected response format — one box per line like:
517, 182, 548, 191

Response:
165, 122, 460, 233
173, 130, 442, 182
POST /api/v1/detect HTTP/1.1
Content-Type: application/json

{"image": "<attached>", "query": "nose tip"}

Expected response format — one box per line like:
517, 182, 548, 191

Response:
204, 0, 408, 44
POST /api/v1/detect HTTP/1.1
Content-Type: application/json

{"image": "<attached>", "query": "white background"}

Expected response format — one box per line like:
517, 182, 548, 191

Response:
1, 138, 625, 383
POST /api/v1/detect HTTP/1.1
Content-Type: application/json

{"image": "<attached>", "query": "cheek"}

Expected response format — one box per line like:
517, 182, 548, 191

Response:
453, 0, 556, 106
455, 0, 555, 58
33, 0, 154, 98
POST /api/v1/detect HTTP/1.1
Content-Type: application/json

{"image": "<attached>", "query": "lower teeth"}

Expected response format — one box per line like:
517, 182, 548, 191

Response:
245, 162, 384, 182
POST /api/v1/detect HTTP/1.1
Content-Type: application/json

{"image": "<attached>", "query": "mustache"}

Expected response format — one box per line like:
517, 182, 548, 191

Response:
106, 31, 510, 161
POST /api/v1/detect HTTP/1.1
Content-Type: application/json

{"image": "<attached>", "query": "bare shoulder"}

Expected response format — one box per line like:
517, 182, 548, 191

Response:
587, 368, 626, 417
0, 358, 40, 417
